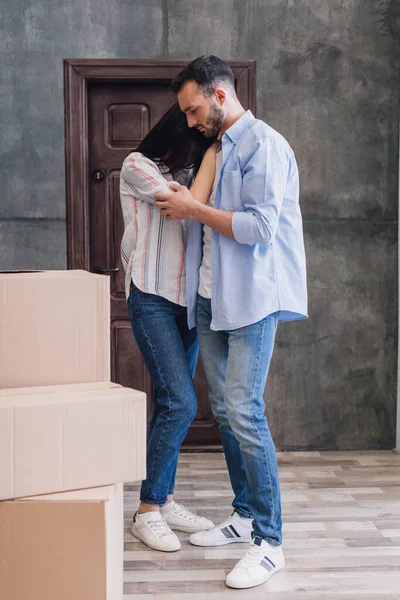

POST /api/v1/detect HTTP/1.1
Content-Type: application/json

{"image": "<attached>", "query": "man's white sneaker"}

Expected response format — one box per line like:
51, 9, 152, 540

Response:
189, 512, 252, 547
131, 511, 181, 552
160, 501, 215, 533
226, 537, 285, 589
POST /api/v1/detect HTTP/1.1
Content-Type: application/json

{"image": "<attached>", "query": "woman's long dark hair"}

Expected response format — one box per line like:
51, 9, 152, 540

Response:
135, 103, 213, 176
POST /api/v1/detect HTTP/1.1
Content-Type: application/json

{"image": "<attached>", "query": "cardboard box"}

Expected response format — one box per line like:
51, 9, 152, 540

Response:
0, 270, 110, 389
0, 384, 147, 500
0, 484, 123, 600
0, 381, 121, 397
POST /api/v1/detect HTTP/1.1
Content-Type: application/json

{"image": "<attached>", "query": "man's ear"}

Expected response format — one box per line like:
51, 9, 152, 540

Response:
214, 88, 226, 106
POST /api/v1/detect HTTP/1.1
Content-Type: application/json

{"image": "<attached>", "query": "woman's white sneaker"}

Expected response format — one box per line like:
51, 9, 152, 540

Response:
189, 512, 252, 546
160, 501, 215, 533
131, 511, 181, 552
226, 537, 285, 589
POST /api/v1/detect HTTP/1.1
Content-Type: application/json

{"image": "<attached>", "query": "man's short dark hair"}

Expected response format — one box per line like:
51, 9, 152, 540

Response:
171, 55, 235, 97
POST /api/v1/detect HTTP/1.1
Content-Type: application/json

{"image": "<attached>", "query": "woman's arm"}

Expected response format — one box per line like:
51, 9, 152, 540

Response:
189, 144, 217, 204
121, 153, 171, 204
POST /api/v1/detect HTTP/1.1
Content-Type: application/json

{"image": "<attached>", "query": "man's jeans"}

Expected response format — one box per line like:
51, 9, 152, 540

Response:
197, 295, 282, 545
128, 283, 198, 505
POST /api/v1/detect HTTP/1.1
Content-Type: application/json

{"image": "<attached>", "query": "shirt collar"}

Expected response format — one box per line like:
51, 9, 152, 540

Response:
221, 110, 255, 145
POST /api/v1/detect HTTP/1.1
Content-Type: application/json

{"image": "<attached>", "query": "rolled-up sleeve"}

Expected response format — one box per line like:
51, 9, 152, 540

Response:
120, 153, 171, 204
231, 138, 289, 246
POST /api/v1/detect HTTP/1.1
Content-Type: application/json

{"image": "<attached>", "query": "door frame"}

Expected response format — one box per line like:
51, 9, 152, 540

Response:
64, 58, 256, 268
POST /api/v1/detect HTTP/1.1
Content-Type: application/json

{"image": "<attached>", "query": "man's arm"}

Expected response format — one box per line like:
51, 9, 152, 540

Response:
188, 200, 235, 238
231, 138, 289, 245
155, 137, 289, 244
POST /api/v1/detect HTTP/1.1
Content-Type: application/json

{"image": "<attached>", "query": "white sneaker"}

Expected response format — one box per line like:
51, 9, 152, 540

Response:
131, 511, 181, 552
226, 537, 285, 589
189, 512, 252, 547
160, 501, 215, 533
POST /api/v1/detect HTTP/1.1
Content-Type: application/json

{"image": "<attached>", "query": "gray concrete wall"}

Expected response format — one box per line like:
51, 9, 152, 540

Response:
1, 0, 398, 449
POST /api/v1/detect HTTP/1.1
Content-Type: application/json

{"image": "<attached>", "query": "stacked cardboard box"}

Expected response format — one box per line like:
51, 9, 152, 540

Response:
0, 270, 110, 388
0, 382, 146, 500
0, 485, 124, 600
0, 271, 147, 600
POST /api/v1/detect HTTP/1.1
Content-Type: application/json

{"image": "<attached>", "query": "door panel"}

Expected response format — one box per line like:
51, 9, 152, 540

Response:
106, 103, 150, 150
111, 321, 153, 417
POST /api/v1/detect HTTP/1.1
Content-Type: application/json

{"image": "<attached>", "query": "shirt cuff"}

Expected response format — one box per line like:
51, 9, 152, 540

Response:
231, 211, 257, 245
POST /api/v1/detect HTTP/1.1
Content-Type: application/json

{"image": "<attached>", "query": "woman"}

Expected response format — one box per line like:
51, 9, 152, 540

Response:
120, 103, 216, 552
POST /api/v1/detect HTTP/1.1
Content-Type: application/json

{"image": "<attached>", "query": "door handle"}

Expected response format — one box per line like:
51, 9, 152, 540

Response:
94, 266, 119, 274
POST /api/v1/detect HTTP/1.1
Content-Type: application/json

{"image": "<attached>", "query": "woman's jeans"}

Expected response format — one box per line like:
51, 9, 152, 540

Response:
128, 283, 199, 505
196, 295, 282, 545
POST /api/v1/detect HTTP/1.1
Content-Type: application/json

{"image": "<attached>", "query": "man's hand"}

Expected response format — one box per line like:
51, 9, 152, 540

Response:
157, 183, 235, 239
155, 185, 198, 220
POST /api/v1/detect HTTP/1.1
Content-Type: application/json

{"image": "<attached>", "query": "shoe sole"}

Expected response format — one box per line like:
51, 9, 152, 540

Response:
131, 528, 181, 552
226, 563, 285, 589
190, 536, 251, 547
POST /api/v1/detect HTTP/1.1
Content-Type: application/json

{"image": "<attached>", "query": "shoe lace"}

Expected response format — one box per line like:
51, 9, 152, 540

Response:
237, 542, 265, 568
147, 514, 173, 538
173, 503, 202, 523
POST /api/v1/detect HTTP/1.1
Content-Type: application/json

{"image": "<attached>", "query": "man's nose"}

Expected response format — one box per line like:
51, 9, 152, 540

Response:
186, 114, 196, 128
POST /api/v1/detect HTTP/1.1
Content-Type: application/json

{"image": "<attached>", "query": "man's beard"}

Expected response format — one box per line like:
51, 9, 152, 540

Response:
201, 102, 224, 138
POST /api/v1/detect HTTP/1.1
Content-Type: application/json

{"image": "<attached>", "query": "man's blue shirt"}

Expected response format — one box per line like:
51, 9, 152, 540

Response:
186, 111, 308, 331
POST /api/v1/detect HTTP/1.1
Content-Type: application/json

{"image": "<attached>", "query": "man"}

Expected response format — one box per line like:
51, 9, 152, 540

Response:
156, 55, 307, 590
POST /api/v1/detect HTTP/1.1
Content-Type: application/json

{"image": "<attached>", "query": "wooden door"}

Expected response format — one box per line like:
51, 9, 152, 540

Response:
65, 60, 256, 448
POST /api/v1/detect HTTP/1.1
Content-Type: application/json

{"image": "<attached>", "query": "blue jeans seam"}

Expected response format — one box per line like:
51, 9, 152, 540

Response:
248, 318, 275, 530
200, 297, 253, 518
134, 294, 173, 505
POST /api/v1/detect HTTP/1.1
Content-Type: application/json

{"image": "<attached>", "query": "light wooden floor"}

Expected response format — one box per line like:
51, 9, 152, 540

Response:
123, 451, 400, 599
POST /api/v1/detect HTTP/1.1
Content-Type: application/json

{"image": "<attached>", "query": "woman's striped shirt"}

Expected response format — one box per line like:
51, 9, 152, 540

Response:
120, 152, 191, 307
